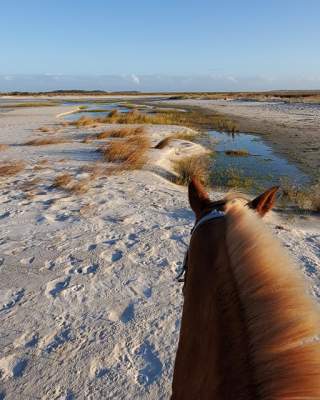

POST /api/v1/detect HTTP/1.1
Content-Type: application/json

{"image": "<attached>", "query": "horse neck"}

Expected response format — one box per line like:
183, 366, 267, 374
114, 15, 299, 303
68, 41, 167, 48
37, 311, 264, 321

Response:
173, 205, 320, 400
173, 217, 256, 400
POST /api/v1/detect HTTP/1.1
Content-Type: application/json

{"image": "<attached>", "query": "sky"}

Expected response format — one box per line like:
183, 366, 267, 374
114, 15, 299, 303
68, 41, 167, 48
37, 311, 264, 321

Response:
1, 0, 320, 92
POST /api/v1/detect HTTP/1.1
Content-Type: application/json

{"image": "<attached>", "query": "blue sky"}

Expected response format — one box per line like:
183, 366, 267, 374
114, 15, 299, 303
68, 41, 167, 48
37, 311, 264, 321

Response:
1, 0, 320, 91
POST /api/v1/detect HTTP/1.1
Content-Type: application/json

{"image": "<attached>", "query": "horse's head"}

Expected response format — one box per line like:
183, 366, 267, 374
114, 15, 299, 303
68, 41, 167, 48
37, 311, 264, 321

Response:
188, 177, 279, 225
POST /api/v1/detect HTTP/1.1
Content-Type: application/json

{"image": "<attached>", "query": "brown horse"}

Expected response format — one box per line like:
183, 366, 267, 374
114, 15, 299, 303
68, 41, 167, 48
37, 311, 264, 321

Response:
172, 178, 320, 400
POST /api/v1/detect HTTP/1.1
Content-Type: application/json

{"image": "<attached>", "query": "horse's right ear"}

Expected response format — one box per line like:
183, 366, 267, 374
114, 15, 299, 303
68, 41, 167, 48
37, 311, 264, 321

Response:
188, 178, 211, 219
248, 186, 279, 217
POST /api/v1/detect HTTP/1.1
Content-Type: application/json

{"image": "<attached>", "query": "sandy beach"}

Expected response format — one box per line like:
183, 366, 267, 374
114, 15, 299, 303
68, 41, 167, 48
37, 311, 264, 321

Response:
166, 99, 320, 178
0, 104, 319, 399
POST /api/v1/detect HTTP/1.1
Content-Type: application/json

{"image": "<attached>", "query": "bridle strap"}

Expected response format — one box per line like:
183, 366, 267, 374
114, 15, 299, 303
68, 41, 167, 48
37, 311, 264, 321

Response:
176, 209, 225, 285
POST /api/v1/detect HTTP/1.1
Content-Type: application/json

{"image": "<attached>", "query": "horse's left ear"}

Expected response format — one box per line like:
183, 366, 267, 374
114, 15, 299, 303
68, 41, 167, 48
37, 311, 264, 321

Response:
248, 186, 279, 217
188, 177, 211, 219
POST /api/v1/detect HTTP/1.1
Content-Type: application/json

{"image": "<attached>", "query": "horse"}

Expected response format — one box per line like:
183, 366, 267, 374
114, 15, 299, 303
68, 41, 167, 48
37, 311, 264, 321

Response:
171, 178, 320, 399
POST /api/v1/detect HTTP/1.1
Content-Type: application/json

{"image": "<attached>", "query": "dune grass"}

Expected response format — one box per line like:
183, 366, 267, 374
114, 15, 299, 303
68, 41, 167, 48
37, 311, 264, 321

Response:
0, 161, 25, 177
25, 137, 69, 146
100, 135, 150, 170
173, 155, 210, 186
97, 126, 145, 139
52, 173, 89, 194
225, 149, 250, 156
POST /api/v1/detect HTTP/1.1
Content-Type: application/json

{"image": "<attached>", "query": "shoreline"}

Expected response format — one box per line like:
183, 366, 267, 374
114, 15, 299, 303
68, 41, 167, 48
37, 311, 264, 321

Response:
164, 99, 320, 181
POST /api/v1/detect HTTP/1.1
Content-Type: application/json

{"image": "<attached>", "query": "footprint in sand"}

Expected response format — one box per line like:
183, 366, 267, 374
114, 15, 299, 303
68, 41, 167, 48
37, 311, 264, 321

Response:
0, 289, 25, 313
44, 326, 74, 354
0, 355, 29, 379
135, 341, 163, 387
46, 276, 71, 298
108, 302, 135, 323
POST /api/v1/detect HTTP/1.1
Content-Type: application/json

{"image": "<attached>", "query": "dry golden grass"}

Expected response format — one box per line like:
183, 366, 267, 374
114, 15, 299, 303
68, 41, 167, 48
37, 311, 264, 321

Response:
173, 155, 210, 186
25, 137, 69, 146
225, 149, 250, 157
70, 108, 238, 133
0, 161, 25, 177
0, 144, 9, 151
52, 173, 89, 194
96, 126, 145, 139
100, 135, 150, 170
170, 130, 198, 141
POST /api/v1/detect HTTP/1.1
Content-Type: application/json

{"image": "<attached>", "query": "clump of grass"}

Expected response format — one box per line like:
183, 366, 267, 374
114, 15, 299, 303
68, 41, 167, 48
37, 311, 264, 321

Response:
154, 137, 172, 149
0, 144, 9, 151
225, 149, 250, 157
100, 135, 150, 170
170, 130, 198, 141
173, 155, 210, 186
25, 137, 68, 146
280, 178, 320, 212
96, 126, 145, 139
212, 167, 255, 191
0, 161, 25, 177
52, 173, 89, 194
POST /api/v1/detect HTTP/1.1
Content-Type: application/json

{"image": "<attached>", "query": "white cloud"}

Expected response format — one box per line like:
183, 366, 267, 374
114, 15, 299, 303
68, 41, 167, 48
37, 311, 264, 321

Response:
1, 73, 320, 92
131, 74, 140, 85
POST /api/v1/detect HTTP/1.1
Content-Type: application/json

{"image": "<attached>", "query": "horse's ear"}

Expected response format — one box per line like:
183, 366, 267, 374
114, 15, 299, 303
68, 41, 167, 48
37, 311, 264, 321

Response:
188, 178, 211, 218
248, 186, 279, 216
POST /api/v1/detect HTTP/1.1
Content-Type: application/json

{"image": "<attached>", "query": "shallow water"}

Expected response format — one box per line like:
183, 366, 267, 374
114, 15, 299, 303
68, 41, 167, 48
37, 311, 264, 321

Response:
63, 102, 129, 121
205, 130, 310, 189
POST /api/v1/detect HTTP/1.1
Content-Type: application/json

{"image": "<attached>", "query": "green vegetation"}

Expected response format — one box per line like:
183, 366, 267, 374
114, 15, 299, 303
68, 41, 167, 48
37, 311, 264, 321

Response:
280, 178, 320, 212
211, 167, 256, 192
0, 102, 60, 108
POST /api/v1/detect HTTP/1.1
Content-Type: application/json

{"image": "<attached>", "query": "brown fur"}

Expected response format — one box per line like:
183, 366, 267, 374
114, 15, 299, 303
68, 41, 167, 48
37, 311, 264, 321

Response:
172, 200, 320, 399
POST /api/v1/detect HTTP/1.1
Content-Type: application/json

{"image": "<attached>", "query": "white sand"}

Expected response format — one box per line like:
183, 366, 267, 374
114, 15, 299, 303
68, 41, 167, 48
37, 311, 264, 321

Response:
0, 105, 319, 399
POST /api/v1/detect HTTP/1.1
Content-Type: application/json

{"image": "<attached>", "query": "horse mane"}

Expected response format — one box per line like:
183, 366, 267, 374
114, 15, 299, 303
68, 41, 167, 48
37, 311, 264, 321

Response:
225, 203, 320, 399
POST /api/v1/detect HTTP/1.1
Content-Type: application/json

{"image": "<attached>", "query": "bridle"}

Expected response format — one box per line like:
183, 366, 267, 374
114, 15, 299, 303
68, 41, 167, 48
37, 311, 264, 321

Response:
176, 197, 251, 292
176, 207, 225, 288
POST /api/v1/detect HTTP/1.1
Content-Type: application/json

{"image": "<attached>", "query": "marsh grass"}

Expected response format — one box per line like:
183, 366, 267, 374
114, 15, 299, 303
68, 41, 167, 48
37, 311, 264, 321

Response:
225, 149, 250, 157
70, 109, 238, 132
0, 102, 59, 108
25, 137, 69, 146
173, 155, 210, 186
280, 178, 320, 212
212, 167, 256, 191
0, 161, 25, 177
